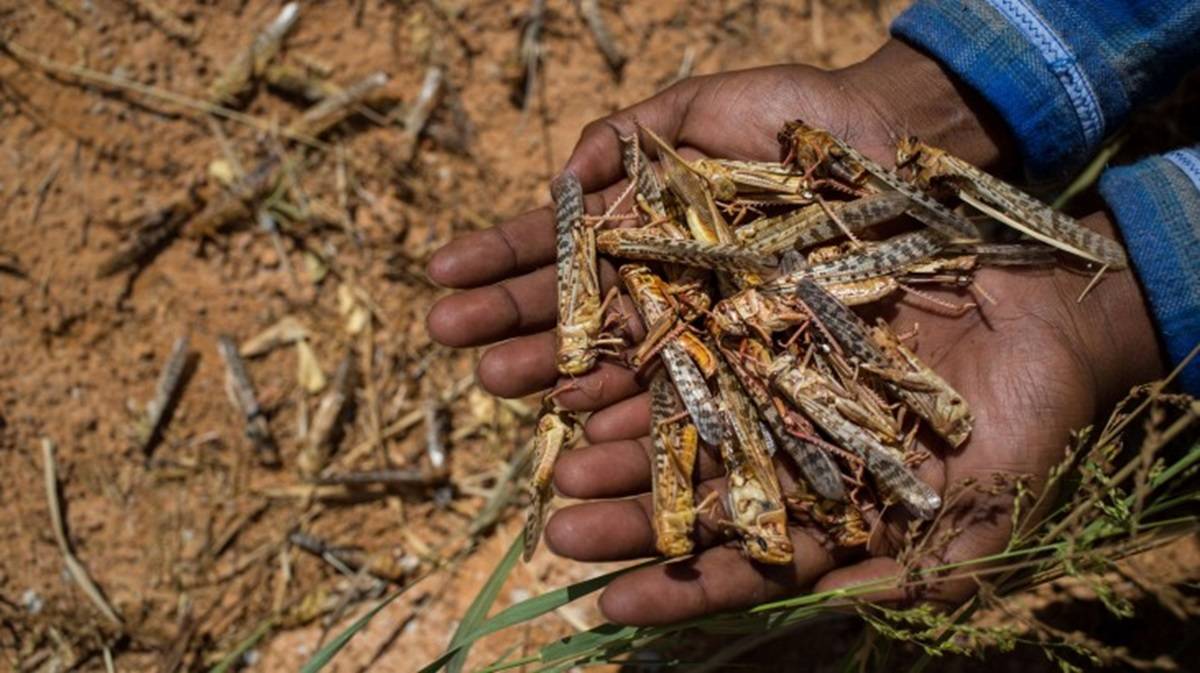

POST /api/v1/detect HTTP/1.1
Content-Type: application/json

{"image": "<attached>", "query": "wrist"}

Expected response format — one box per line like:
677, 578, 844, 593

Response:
1060, 213, 1165, 409
839, 39, 1014, 171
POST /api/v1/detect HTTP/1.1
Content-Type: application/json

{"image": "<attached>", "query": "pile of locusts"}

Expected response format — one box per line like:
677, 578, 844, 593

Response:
521, 120, 1128, 564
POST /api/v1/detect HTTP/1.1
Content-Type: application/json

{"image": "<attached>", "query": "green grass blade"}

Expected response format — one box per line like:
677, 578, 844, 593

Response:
421, 557, 660, 672
299, 591, 405, 673
469, 557, 658, 642
1052, 130, 1127, 210
539, 622, 644, 662
445, 535, 524, 673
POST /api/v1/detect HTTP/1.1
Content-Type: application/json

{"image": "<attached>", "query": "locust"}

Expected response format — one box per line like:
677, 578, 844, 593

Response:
620, 264, 726, 445
805, 229, 946, 284
714, 355, 793, 564
737, 191, 912, 255
553, 171, 612, 376
643, 126, 735, 245
766, 351, 941, 520
896, 137, 1128, 268
690, 158, 812, 201
523, 403, 580, 561
780, 120, 981, 242
719, 338, 847, 502
597, 228, 778, 274
649, 372, 701, 556
790, 277, 973, 448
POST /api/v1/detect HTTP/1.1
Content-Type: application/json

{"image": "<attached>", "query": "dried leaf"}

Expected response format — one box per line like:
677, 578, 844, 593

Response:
296, 340, 327, 393
242, 317, 313, 357
337, 283, 370, 335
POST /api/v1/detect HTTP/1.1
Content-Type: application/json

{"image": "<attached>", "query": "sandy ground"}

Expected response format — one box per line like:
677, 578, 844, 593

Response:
1, 1, 1195, 672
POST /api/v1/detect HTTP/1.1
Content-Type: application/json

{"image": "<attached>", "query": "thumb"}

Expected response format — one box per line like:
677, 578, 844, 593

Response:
563, 78, 701, 193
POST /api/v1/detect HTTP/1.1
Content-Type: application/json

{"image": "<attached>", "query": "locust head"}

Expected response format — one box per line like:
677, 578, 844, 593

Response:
690, 158, 738, 201
708, 297, 749, 338
780, 121, 829, 169
556, 324, 597, 376
895, 136, 945, 189
726, 486, 794, 565
894, 135, 922, 167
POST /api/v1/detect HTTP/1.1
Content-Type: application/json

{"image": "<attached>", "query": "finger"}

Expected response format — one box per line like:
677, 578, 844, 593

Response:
545, 478, 729, 561
553, 437, 725, 499
555, 361, 646, 413
427, 260, 624, 348
475, 332, 642, 410
810, 557, 910, 603
427, 181, 637, 290
597, 529, 837, 626
583, 392, 650, 442
426, 207, 557, 289
426, 265, 557, 348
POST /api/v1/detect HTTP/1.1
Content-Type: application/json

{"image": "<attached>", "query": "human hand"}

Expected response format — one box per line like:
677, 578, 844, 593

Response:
424, 40, 1162, 625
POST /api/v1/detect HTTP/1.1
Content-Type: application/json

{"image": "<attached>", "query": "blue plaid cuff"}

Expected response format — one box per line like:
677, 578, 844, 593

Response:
894, 0, 1200, 185
1099, 148, 1200, 393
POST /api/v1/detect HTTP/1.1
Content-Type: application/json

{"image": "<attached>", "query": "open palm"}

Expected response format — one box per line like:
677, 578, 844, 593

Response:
425, 45, 1162, 625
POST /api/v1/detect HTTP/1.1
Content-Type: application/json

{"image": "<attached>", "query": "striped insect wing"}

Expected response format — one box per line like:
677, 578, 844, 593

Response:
551, 172, 585, 319
790, 277, 889, 367
826, 136, 980, 241
620, 137, 668, 220
864, 450, 941, 520
597, 231, 778, 274
809, 229, 945, 282
660, 345, 726, 445
790, 191, 911, 251
950, 162, 1127, 268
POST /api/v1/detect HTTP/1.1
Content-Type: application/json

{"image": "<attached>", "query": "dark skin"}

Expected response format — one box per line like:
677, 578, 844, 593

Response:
425, 40, 1165, 626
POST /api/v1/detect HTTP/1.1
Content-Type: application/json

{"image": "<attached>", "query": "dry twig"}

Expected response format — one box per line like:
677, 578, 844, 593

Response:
42, 438, 124, 626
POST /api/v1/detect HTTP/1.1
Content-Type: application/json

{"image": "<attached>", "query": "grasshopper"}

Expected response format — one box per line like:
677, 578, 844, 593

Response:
689, 158, 814, 203
709, 287, 811, 342
642, 127, 736, 245
597, 228, 779, 274
553, 172, 614, 376
790, 277, 973, 448
767, 351, 941, 520
620, 135, 671, 223
896, 137, 1127, 268
649, 372, 702, 556
714, 355, 793, 564
867, 319, 972, 447
523, 402, 580, 561
780, 121, 981, 242
620, 264, 726, 445
737, 191, 911, 255
720, 339, 847, 502
805, 229, 946, 284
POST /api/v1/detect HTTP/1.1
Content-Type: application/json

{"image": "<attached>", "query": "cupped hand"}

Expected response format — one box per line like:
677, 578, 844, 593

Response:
424, 40, 1162, 625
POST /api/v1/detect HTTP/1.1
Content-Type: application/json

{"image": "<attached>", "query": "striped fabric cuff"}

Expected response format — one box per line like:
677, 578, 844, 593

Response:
1099, 149, 1200, 394
892, 0, 1103, 184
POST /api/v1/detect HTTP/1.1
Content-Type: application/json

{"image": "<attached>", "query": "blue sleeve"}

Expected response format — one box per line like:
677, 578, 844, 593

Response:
1098, 147, 1200, 394
892, 0, 1200, 184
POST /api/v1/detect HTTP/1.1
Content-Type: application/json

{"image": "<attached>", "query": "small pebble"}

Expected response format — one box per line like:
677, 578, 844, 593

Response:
21, 589, 43, 614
